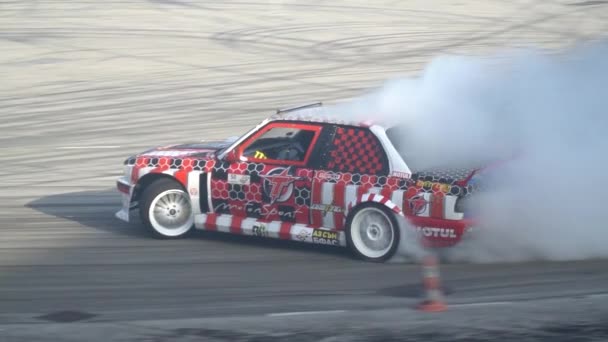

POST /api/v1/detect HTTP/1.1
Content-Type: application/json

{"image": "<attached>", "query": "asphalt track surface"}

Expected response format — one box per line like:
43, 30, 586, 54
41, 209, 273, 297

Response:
2, 1, 608, 341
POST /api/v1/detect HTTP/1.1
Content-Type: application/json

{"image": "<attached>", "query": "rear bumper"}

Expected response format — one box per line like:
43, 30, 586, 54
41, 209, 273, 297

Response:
406, 216, 476, 248
115, 177, 135, 222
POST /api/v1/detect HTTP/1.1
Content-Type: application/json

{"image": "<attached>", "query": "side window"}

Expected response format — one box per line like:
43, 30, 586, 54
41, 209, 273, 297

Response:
239, 123, 321, 165
321, 126, 389, 175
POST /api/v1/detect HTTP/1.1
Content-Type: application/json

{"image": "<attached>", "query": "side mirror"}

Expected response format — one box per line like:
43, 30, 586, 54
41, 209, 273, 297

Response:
223, 149, 239, 163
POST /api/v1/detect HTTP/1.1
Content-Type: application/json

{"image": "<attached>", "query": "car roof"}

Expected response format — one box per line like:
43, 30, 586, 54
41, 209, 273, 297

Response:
267, 103, 378, 128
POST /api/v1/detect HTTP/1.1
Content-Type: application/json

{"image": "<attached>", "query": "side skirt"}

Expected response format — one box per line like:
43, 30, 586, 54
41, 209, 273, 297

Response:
193, 213, 347, 247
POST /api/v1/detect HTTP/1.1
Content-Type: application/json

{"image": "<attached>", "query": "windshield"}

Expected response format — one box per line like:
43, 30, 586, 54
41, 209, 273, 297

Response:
214, 120, 270, 158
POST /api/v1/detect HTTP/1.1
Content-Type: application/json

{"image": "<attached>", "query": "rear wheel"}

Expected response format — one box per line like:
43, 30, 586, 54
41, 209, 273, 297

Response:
139, 178, 194, 239
345, 203, 400, 262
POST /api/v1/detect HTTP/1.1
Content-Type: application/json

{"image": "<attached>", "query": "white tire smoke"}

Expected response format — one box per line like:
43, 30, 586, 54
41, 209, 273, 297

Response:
335, 40, 608, 263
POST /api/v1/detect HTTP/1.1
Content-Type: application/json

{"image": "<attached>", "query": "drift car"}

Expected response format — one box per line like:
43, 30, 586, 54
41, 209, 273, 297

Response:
115, 103, 479, 262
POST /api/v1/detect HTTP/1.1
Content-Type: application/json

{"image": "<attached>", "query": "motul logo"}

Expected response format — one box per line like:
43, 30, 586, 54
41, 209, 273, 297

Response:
416, 227, 458, 239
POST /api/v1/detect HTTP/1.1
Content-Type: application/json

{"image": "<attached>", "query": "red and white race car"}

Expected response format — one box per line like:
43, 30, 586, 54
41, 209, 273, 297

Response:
115, 103, 479, 262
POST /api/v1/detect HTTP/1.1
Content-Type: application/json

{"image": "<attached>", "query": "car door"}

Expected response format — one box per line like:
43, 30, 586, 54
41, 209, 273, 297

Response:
208, 121, 323, 227
308, 124, 392, 230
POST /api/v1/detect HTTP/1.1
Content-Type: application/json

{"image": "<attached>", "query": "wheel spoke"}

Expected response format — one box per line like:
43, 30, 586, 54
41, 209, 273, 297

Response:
178, 196, 187, 206
160, 197, 170, 207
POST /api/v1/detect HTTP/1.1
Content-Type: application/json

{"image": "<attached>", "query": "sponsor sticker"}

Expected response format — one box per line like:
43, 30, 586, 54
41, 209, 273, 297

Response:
408, 193, 429, 215
310, 203, 342, 217
260, 167, 304, 204
391, 171, 411, 179
228, 173, 251, 185
214, 203, 303, 219
252, 223, 268, 237
316, 171, 341, 181
416, 180, 453, 194
311, 229, 340, 246
254, 150, 268, 159
416, 227, 458, 239
296, 229, 310, 241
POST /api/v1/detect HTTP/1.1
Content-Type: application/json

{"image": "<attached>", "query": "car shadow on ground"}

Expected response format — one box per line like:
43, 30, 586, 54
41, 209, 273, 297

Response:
25, 188, 353, 259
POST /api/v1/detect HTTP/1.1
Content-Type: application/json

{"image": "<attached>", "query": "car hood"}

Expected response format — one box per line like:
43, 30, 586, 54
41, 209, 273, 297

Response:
132, 139, 235, 160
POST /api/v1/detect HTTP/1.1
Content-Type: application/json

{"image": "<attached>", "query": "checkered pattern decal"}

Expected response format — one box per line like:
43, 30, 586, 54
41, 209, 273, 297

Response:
325, 126, 388, 175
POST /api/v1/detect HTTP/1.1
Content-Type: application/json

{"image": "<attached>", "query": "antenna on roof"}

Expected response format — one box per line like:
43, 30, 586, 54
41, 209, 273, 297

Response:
276, 102, 322, 115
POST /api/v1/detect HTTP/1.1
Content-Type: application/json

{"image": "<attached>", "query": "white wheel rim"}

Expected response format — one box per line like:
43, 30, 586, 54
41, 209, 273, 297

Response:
148, 189, 193, 237
350, 207, 394, 259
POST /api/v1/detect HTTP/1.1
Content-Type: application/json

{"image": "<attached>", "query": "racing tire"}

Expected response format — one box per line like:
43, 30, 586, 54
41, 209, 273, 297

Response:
139, 178, 194, 239
345, 202, 400, 262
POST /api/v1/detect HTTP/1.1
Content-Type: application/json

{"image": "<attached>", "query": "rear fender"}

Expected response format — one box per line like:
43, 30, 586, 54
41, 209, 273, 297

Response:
344, 193, 404, 220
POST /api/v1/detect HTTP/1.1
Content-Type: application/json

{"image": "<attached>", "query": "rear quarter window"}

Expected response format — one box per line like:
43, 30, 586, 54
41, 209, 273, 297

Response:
318, 125, 389, 175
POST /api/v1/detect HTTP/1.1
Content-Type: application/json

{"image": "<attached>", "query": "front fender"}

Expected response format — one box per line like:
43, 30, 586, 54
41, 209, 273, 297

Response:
116, 156, 215, 221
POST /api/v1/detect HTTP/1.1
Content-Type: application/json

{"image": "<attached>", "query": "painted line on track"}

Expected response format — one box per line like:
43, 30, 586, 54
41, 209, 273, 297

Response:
56, 146, 121, 149
451, 301, 513, 308
587, 293, 608, 299
267, 310, 347, 317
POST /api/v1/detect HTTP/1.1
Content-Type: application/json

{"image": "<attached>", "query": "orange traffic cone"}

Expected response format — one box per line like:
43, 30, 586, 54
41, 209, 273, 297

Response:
417, 253, 447, 312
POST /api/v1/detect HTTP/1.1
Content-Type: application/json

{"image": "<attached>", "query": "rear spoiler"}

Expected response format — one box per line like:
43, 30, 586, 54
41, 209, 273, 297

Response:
456, 152, 522, 186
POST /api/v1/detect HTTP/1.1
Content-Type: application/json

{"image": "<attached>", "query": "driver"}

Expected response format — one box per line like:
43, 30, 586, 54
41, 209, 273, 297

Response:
276, 146, 301, 161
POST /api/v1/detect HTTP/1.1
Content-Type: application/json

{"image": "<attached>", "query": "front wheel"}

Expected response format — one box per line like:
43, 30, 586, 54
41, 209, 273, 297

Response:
139, 178, 194, 239
345, 203, 400, 262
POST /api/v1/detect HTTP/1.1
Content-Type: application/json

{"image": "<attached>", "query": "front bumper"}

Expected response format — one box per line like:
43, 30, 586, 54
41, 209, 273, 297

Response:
115, 176, 135, 222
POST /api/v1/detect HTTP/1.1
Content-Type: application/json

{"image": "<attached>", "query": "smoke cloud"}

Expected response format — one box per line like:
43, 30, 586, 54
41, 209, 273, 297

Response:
331, 40, 608, 263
